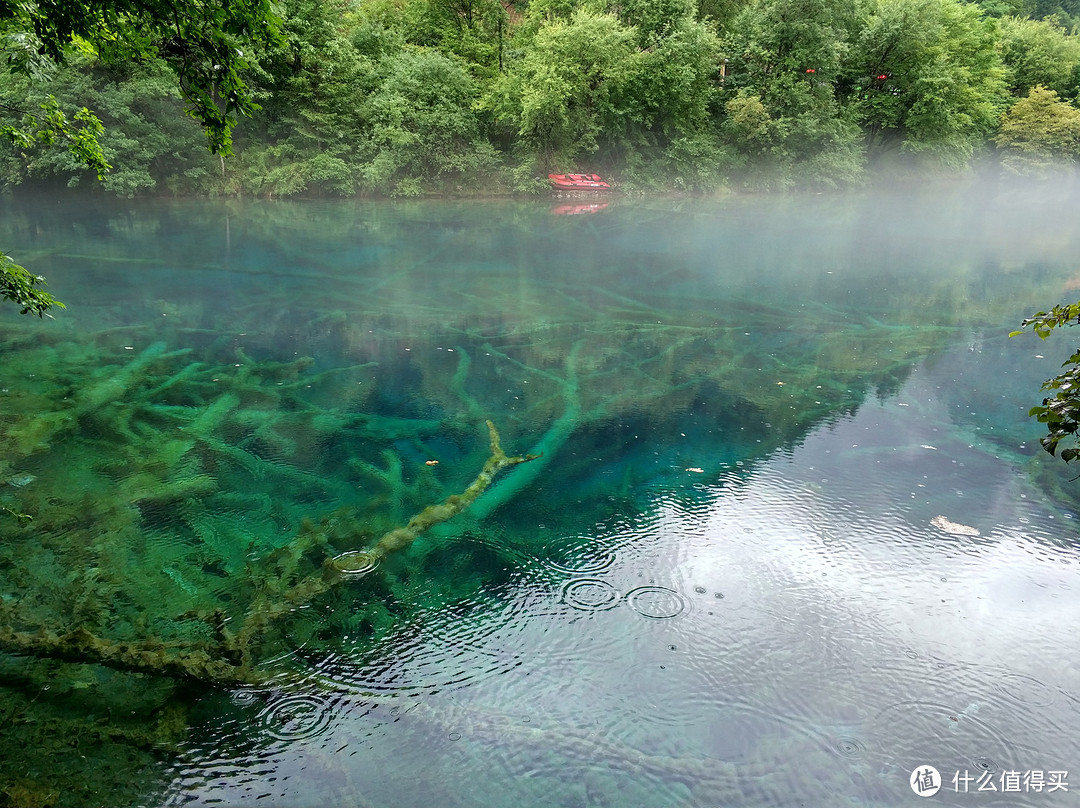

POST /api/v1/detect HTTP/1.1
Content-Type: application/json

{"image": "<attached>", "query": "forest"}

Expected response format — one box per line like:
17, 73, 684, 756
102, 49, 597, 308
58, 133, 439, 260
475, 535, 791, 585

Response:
3, 0, 1080, 197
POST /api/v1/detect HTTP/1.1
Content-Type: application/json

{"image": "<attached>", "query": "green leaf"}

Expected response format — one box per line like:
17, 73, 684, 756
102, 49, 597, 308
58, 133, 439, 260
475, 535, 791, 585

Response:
0, 252, 64, 316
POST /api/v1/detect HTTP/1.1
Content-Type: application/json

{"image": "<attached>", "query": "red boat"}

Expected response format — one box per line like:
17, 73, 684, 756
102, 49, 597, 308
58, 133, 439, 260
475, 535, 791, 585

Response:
548, 173, 611, 190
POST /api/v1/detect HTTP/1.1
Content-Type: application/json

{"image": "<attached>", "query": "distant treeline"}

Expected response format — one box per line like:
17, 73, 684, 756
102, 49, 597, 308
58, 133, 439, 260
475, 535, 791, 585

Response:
3, 0, 1080, 195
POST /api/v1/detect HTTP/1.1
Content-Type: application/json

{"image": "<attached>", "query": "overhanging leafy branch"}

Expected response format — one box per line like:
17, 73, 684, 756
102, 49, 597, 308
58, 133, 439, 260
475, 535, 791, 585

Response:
0, 251, 65, 317
1012, 302, 1080, 461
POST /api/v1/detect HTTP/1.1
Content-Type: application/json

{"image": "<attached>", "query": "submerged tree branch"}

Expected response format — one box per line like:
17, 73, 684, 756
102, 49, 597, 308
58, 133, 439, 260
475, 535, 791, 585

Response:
0, 623, 259, 686
0, 421, 537, 686
234, 420, 539, 657
342, 419, 539, 563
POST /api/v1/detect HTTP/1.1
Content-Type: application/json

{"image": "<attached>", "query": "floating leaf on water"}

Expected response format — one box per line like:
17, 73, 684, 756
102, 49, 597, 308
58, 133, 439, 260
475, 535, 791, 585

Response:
930, 515, 980, 536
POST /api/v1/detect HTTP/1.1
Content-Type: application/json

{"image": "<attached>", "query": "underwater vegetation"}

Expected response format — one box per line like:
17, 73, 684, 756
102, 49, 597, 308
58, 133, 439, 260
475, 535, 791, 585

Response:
0, 325, 542, 681
0, 303, 941, 678
2, 192, 1071, 806
0, 293, 955, 804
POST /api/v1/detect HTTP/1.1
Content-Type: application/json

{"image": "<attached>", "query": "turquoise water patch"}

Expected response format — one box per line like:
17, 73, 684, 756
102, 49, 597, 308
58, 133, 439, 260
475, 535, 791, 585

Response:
1, 185, 1080, 806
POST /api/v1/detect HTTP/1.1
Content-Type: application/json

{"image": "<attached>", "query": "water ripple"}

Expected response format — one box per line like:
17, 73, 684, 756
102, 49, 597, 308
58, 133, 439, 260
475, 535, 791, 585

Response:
329, 549, 380, 576
607, 647, 729, 733
831, 735, 868, 759
312, 585, 558, 695
992, 671, 1059, 708
560, 577, 621, 611
626, 585, 690, 620
543, 532, 620, 575
257, 693, 334, 742
869, 700, 1021, 773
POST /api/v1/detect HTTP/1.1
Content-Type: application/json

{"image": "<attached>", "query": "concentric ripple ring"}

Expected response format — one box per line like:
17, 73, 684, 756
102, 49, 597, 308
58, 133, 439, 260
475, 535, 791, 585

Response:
258, 694, 334, 742
625, 586, 689, 620
560, 578, 621, 611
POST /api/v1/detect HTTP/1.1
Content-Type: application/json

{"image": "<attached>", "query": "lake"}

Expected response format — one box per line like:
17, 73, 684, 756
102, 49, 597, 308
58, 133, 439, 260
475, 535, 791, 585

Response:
1, 182, 1079, 807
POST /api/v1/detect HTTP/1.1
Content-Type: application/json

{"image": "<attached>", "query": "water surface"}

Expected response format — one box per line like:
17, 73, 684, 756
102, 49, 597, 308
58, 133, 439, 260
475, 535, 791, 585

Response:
1, 183, 1079, 807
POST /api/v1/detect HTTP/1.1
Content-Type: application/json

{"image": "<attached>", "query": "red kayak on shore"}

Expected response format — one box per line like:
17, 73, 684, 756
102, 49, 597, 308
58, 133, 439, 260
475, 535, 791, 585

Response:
548, 173, 611, 190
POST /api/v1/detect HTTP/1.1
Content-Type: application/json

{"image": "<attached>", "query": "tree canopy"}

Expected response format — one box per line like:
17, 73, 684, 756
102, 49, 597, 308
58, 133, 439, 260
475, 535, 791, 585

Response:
1, 0, 282, 153
8, 0, 1080, 202
0, 0, 283, 314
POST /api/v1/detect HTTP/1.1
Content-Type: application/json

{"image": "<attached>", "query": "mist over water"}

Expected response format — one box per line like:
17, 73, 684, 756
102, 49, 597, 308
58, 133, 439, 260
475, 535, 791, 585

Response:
1, 180, 1080, 807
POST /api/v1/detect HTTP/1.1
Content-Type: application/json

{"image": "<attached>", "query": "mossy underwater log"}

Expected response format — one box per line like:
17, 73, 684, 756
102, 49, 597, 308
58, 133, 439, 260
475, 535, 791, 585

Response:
0, 624, 258, 686
8, 341, 190, 456
0, 421, 537, 687
333, 420, 538, 567
234, 420, 539, 656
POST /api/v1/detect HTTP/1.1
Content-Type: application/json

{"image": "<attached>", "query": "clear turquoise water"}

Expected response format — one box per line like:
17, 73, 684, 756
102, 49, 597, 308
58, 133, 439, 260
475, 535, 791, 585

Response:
1, 183, 1079, 807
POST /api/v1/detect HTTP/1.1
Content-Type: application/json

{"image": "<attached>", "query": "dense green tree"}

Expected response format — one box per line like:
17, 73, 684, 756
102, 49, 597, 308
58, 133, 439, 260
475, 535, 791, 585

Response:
0, 0, 282, 313
1022, 0, 1080, 27
618, 0, 696, 38
486, 0, 726, 187
973, 0, 1026, 16
225, 0, 374, 196
483, 8, 640, 176
723, 0, 861, 97
0, 0, 282, 154
608, 0, 725, 186
401, 0, 510, 76
696, 0, 754, 26
996, 84, 1080, 175
840, 0, 1007, 168
720, 0, 865, 186
0, 55, 217, 195
359, 48, 499, 195
997, 15, 1080, 100
3, 0, 1080, 209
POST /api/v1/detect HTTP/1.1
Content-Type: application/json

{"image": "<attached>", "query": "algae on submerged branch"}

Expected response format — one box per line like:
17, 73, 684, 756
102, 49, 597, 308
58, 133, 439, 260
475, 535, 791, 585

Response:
0, 308, 556, 692
0, 283, 957, 687
231, 420, 539, 666
0, 400, 536, 685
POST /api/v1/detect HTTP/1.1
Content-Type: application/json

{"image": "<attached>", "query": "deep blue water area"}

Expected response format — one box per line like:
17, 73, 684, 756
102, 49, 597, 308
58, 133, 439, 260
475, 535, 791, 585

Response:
1, 182, 1079, 807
